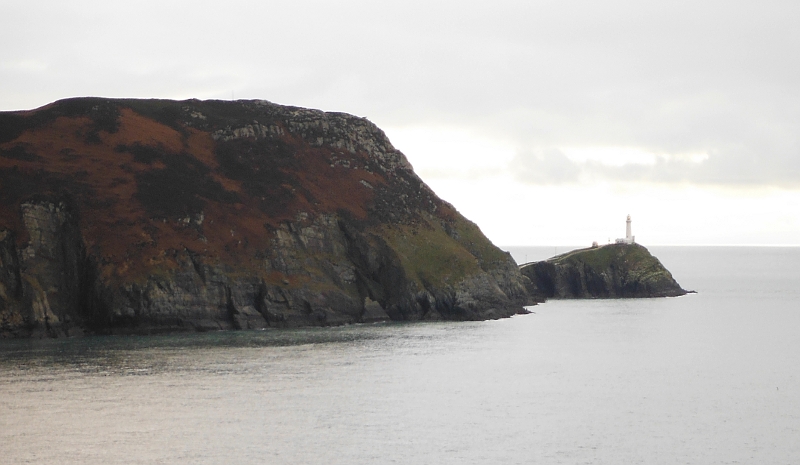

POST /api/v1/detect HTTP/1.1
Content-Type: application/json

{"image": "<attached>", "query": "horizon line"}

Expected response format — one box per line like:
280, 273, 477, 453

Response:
500, 243, 800, 248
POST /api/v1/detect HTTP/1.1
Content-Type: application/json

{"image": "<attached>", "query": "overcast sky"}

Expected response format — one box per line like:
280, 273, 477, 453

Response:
2, 0, 799, 245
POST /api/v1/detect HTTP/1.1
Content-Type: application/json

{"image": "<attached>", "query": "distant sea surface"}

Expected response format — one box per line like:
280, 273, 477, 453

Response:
2, 247, 799, 464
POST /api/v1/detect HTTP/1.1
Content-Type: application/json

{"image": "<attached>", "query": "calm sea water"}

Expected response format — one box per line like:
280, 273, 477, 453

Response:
1, 247, 799, 464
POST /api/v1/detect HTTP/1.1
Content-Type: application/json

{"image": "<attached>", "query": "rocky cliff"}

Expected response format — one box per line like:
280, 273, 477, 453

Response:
0, 98, 532, 337
519, 243, 688, 299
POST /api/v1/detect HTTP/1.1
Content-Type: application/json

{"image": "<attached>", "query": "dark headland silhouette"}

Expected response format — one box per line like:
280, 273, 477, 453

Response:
0, 98, 535, 337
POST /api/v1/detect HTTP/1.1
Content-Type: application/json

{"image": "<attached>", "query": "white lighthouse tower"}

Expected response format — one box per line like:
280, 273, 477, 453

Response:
616, 214, 635, 244
626, 214, 633, 242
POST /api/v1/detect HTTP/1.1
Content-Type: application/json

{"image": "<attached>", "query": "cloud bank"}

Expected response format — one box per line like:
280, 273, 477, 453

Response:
2, 0, 799, 189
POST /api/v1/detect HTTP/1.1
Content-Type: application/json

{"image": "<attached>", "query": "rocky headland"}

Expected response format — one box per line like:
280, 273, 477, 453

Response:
0, 98, 534, 338
520, 243, 689, 299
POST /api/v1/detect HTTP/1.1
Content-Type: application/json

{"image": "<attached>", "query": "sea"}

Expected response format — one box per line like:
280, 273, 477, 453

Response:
1, 246, 799, 464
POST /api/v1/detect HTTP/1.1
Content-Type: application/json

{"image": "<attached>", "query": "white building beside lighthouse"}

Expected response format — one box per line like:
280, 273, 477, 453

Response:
615, 215, 635, 244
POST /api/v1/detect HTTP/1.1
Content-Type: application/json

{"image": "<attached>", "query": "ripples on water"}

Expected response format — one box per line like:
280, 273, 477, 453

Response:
1, 247, 799, 464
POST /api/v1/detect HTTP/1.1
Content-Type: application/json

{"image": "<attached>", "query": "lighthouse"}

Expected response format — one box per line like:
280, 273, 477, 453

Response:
615, 215, 635, 244
626, 214, 632, 242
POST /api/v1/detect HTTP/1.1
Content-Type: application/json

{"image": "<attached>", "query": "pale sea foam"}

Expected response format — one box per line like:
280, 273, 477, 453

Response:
1, 247, 798, 464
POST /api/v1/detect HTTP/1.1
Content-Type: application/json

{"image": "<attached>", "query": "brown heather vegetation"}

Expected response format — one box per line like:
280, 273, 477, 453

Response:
0, 100, 389, 283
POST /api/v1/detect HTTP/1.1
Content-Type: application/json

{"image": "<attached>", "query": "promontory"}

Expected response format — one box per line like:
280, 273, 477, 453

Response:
520, 243, 689, 300
0, 98, 533, 337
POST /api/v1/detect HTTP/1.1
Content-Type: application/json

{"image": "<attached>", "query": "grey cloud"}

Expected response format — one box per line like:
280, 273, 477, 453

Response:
508, 144, 800, 188
510, 148, 581, 184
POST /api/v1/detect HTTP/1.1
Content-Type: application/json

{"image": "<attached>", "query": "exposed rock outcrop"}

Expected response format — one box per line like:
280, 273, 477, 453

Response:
0, 98, 533, 337
520, 243, 688, 299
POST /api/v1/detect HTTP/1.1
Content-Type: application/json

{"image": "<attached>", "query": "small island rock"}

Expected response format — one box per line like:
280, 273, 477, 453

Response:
519, 243, 689, 299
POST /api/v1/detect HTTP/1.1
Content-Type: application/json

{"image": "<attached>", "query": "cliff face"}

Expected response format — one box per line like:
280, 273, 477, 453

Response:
0, 98, 532, 337
519, 243, 688, 299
